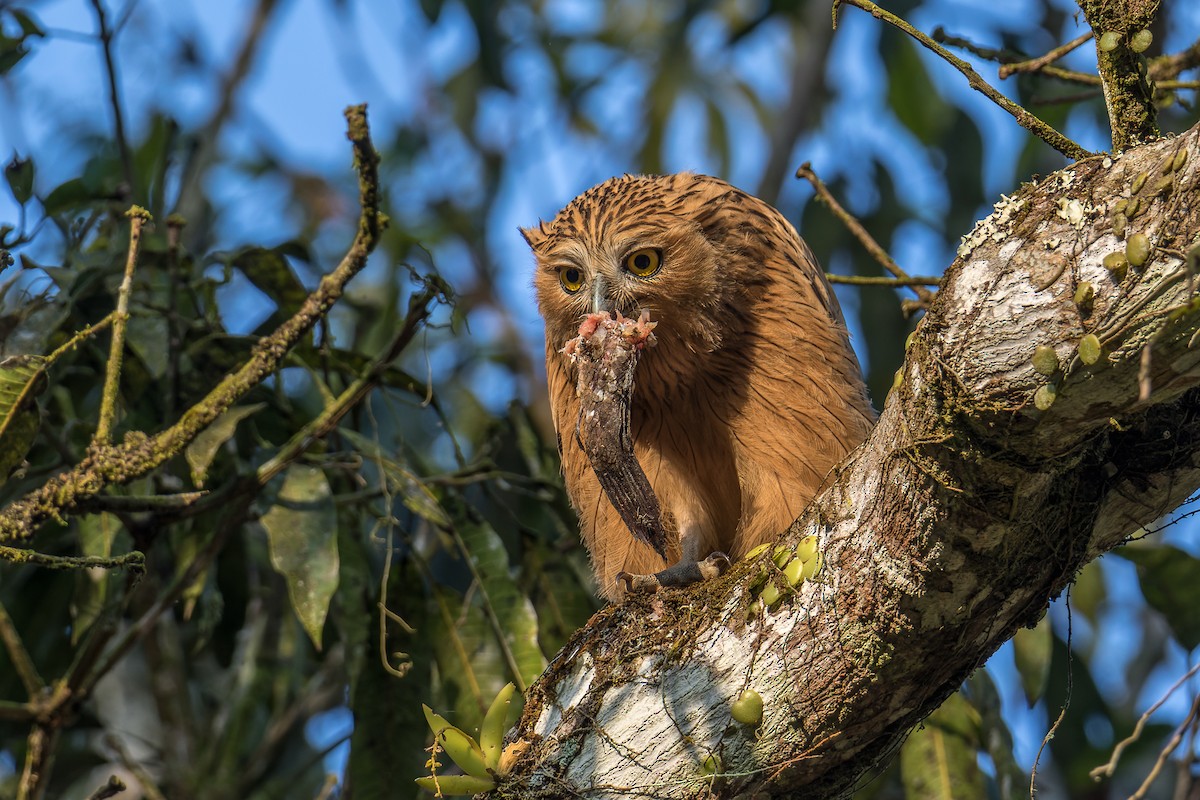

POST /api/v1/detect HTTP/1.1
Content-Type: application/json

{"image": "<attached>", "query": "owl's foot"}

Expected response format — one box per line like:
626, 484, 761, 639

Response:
617, 551, 731, 596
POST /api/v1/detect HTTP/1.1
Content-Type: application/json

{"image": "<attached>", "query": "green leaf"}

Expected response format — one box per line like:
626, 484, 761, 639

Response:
966, 671, 1026, 800
900, 691, 985, 800
454, 519, 547, 692
185, 403, 265, 487
230, 246, 308, 320
72, 513, 119, 644
0, 34, 30, 76
41, 177, 94, 214
5, 155, 33, 205
262, 464, 339, 650
1114, 544, 1200, 649
10, 9, 46, 38
125, 314, 170, 379
1011, 614, 1052, 707
0, 355, 46, 484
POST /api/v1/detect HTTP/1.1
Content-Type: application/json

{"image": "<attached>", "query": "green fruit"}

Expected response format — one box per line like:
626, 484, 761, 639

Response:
1032, 345, 1059, 376
794, 535, 818, 563
1126, 233, 1151, 267
760, 582, 782, 607
415, 774, 497, 796
1074, 282, 1094, 308
731, 689, 764, 725
1112, 211, 1127, 239
700, 753, 722, 777
1103, 251, 1129, 279
783, 556, 805, 587
800, 552, 824, 582
772, 545, 793, 568
1079, 334, 1102, 365
1034, 384, 1057, 411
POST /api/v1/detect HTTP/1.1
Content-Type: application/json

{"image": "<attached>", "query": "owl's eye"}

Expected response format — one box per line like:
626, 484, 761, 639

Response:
559, 266, 584, 293
624, 248, 662, 278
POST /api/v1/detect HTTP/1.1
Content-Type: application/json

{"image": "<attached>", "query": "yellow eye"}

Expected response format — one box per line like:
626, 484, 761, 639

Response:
624, 248, 662, 278
559, 266, 584, 293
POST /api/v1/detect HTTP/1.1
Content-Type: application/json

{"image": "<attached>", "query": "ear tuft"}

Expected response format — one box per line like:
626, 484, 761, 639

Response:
519, 222, 547, 250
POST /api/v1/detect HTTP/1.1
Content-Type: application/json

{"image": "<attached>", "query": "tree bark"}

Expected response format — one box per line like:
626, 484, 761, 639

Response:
496, 122, 1200, 798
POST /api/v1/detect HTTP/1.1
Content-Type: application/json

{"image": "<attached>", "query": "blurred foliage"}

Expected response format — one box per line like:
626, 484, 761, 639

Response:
0, 0, 1197, 799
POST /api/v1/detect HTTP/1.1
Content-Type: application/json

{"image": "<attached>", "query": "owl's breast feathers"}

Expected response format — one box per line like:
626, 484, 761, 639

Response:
529, 173, 875, 599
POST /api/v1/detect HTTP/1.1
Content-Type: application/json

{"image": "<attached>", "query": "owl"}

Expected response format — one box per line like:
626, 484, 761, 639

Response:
523, 173, 875, 601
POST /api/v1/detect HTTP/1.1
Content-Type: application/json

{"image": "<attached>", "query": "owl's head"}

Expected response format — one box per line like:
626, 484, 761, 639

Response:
522, 173, 777, 363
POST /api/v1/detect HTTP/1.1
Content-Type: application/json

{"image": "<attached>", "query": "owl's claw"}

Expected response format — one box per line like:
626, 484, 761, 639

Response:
616, 552, 732, 597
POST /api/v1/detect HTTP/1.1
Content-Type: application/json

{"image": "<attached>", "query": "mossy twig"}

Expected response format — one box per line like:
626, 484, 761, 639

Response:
0, 546, 145, 572
0, 105, 383, 544
95, 207, 150, 444
826, 274, 943, 288
999, 31, 1093, 78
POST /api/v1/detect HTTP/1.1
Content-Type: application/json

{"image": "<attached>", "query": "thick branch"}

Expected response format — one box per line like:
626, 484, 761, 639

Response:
1079, 0, 1161, 150
498, 121, 1200, 798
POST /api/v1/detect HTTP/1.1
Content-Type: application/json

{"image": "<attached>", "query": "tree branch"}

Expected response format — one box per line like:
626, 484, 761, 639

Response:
496, 119, 1200, 799
834, 0, 1092, 160
0, 105, 382, 544
1078, 0, 1161, 150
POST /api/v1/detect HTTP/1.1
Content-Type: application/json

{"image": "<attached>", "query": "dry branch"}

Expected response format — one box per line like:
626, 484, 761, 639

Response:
496, 123, 1200, 799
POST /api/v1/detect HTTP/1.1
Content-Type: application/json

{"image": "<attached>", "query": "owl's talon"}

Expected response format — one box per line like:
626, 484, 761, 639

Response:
617, 552, 732, 598
616, 571, 663, 594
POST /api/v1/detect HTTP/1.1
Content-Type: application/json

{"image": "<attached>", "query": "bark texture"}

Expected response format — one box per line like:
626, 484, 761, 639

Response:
496, 123, 1200, 798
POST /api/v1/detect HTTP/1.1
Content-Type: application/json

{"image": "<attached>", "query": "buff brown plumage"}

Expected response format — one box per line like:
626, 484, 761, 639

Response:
523, 173, 875, 601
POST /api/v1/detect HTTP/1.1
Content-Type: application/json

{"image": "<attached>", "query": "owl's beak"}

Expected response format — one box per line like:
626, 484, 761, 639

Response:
590, 274, 610, 314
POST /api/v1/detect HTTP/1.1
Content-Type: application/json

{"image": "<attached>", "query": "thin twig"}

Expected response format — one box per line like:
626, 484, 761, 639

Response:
0, 600, 43, 696
999, 31, 1093, 78
1032, 603, 1073, 797
935, 29, 1103, 87
1128, 689, 1200, 800
96, 207, 150, 444
834, 0, 1091, 160
18, 724, 58, 800
104, 734, 166, 800
85, 776, 126, 800
0, 546, 145, 572
1150, 38, 1200, 83
796, 163, 936, 308
1091, 660, 1200, 780
87, 0, 134, 191
45, 315, 114, 365
72, 492, 208, 514
826, 274, 943, 288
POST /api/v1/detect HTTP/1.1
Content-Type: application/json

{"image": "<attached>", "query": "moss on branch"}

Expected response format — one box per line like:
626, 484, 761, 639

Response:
0, 105, 384, 544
